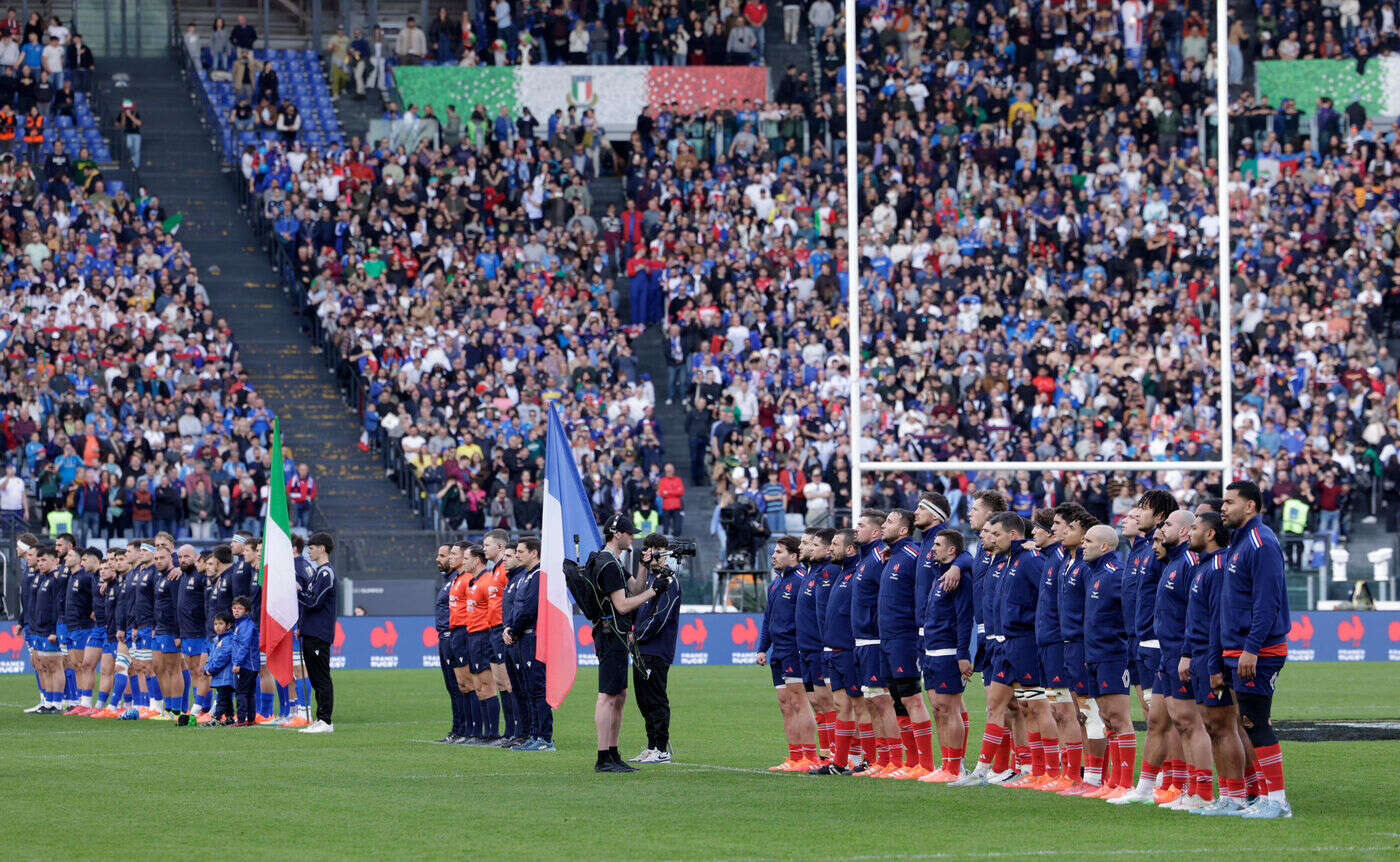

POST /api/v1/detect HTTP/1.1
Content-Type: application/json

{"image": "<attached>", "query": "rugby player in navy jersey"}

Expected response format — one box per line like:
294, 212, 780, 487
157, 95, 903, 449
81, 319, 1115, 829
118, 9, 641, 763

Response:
877, 509, 934, 779
151, 539, 185, 719
812, 530, 866, 775
91, 555, 121, 715
848, 510, 899, 776
29, 545, 66, 712
1182, 510, 1249, 815
917, 530, 974, 783
1080, 523, 1138, 799
965, 491, 1006, 687
1048, 503, 1100, 795
1219, 481, 1292, 819
128, 543, 162, 717
61, 548, 101, 714
954, 513, 1046, 786
1016, 508, 1066, 788
52, 538, 75, 710
794, 528, 837, 758
1112, 508, 1197, 807
756, 536, 819, 771
175, 545, 211, 721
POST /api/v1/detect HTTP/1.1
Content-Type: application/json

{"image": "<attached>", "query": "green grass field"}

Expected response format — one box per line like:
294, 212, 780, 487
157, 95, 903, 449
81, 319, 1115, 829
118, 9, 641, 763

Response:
3, 664, 1398, 860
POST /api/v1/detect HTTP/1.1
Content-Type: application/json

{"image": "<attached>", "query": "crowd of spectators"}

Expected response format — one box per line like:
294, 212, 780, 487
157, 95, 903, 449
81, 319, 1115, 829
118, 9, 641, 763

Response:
370, 0, 838, 70
1235, 0, 1400, 72
1222, 1, 1400, 538
219, 0, 847, 537
0, 159, 297, 545
0, 10, 96, 98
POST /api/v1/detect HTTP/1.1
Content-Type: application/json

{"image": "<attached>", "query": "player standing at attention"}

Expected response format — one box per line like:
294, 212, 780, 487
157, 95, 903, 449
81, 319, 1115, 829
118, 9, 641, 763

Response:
151, 539, 185, 719
1047, 504, 1096, 794
61, 548, 101, 714
175, 546, 212, 721
877, 509, 935, 779
848, 510, 898, 776
795, 528, 838, 759
966, 492, 1006, 727
1016, 508, 1066, 788
756, 536, 819, 771
812, 529, 865, 775
29, 545, 66, 712
1080, 523, 1137, 798
1219, 481, 1293, 818
917, 530, 974, 782
756, 534, 817, 772
1112, 508, 1198, 806
1182, 511, 1248, 815
91, 554, 122, 715
128, 543, 162, 717
911, 494, 950, 675
953, 513, 1045, 786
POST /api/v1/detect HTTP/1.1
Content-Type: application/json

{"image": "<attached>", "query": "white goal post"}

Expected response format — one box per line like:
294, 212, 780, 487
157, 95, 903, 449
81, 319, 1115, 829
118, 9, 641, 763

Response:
842, 0, 1235, 520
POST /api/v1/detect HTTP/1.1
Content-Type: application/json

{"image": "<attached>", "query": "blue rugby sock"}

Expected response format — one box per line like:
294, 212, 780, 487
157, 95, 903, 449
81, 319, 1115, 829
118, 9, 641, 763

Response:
467, 695, 481, 736
480, 695, 499, 737
297, 678, 310, 710
501, 690, 518, 737
111, 674, 128, 707
146, 675, 163, 702
33, 669, 41, 696
197, 692, 212, 711
64, 669, 76, 701
182, 669, 191, 702
257, 691, 273, 716
276, 682, 290, 717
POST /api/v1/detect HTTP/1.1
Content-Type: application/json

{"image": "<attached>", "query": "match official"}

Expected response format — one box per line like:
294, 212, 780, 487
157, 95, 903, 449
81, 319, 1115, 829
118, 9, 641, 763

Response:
298, 532, 337, 734
628, 532, 681, 764
504, 537, 554, 751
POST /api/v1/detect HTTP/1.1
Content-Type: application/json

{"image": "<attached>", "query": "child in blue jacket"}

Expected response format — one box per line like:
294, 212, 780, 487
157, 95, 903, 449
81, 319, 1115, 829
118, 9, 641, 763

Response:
203, 612, 237, 724
230, 597, 260, 725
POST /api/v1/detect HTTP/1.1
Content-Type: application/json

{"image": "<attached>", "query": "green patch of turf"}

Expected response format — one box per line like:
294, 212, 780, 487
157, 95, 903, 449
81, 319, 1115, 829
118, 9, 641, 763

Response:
1, 664, 1397, 860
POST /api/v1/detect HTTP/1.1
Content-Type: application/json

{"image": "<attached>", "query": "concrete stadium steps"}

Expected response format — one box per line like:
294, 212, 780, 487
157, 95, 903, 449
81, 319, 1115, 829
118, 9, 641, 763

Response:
96, 57, 420, 534
173, 0, 311, 50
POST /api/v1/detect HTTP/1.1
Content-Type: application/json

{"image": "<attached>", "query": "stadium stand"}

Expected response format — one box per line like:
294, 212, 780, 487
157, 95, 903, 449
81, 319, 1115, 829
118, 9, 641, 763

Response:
1227, 4, 1400, 570
190, 6, 845, 551
0, 159, 278, 546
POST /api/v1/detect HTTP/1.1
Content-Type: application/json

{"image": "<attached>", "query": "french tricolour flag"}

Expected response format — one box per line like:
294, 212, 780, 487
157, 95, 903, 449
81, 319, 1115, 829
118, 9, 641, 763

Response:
538, 405, 601, 708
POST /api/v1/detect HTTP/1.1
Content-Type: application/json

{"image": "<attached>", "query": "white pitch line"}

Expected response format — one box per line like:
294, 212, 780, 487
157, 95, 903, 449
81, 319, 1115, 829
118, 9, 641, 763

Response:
843, 846, 1398, 861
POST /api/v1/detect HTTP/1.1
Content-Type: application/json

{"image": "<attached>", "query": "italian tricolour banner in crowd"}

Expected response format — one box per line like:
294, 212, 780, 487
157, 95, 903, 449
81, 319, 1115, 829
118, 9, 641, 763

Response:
259, 419, 298, 687
539, 405, 601, 708
395, 65, 767, 138
1256, 57, 1400, 120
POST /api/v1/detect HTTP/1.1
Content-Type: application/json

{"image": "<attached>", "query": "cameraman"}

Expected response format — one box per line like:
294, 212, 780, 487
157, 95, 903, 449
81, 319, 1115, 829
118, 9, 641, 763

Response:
592, 514, 663, 773
628, 533, 682, 764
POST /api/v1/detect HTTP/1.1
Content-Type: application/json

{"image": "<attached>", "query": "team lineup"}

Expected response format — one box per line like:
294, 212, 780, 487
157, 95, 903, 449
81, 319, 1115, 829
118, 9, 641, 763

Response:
755, 480, 1293, 819
17, 530, 338, 731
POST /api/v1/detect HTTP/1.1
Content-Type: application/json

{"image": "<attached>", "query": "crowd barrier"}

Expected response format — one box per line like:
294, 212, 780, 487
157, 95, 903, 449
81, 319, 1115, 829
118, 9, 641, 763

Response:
2, 611, 1397, 674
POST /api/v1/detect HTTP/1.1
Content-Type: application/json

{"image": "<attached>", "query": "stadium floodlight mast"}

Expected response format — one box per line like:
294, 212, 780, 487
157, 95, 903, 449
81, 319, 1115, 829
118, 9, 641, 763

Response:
842, 3, 1235, 521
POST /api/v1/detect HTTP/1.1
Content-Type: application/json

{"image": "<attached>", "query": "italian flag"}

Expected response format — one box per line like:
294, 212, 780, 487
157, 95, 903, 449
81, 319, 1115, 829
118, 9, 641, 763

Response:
259, 419, 298, 687
1255, 57, 1400, 119
394, 65, 768, 140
